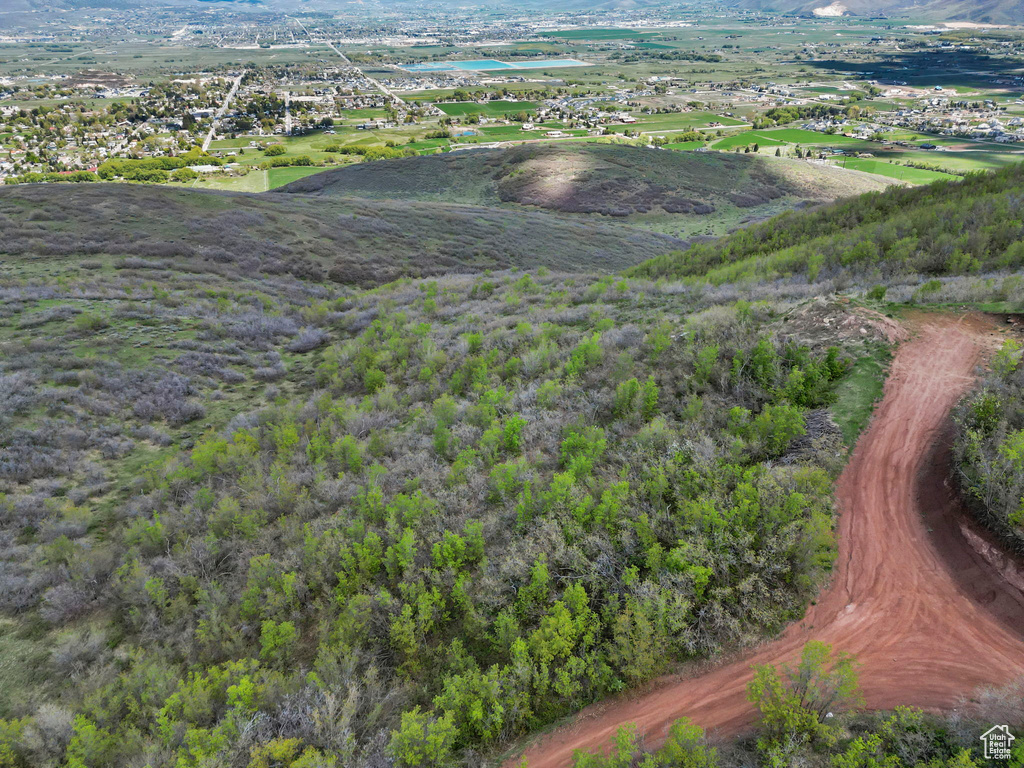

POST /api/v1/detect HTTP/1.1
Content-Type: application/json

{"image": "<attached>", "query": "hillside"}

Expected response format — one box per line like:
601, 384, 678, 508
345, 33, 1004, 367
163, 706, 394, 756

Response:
0, 165, 891, 768
627, 162, 1024, 289
0, 183, 689, 286
2, 156, 1022, 768
730, 0, 1024, 23
275, 145, 892, 239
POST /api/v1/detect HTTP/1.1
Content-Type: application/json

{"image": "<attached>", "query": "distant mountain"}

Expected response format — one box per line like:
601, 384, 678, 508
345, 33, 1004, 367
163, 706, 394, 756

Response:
730, 0, 1024, 24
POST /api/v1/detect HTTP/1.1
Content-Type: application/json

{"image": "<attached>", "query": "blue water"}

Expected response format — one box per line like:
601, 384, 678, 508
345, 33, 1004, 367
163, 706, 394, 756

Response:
453, 59, 513, 70
403, 63, 459, 72
402, 59, 588, 72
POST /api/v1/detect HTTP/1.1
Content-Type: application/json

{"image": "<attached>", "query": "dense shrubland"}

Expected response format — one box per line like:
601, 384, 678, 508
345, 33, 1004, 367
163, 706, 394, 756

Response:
954, 339, 1024, 553
0, 256, 854, 767
628, 164, 1024, 286
9, 156, 1022, 768
0, 184, 687, 288
572, 642, 1020, 768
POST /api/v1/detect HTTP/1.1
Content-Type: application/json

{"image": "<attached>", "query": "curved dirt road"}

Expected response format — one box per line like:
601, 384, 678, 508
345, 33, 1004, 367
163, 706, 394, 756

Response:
510, 313, 1024, 768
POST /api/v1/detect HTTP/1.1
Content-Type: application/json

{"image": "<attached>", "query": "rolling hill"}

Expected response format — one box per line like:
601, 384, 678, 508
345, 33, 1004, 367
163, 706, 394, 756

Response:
627, 161, 1024, 288
275, 144, 893, 239
1, 138, 1023, 768
0, 178, 862, 768
0, 183, 689, 287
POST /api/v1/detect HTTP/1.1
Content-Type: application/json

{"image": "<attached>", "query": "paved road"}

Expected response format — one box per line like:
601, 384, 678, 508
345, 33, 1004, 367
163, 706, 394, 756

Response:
201, 71, 244, 152
323, 39, 406, 107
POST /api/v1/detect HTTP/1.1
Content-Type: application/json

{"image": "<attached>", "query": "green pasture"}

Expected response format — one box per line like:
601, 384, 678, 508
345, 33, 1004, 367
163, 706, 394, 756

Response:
436, 100, 539, 117
838, 158, 956, 183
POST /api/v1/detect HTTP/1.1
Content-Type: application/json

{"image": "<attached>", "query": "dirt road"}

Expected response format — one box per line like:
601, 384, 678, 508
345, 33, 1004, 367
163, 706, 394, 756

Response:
510, 313, 1024, 768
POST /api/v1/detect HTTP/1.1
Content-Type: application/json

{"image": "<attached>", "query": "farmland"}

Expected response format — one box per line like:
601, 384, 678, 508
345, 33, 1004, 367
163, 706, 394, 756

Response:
435, 100, 539, 116
4, 6, 1024, 191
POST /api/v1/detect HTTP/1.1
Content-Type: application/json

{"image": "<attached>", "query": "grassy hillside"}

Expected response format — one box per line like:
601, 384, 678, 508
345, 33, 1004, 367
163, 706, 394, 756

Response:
0, 184, 689, 287
627, 163, 1024, 287
3, 150, 1010, 768
275, 145, 892, 239
0, 196, 882, 767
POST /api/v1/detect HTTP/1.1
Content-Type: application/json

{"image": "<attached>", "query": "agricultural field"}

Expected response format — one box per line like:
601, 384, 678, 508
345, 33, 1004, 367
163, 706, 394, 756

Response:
837, 157, 957, 183
266, 165, 330, 189
434, 100, 539, 116
540, 28, 662, 40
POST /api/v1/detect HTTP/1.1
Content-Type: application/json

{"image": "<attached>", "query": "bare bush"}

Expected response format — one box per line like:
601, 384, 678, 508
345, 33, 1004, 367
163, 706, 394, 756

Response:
127, 373, 206, 425
20, 704, 75, 765
51, 628, 109, 680
287, 327, 329, 353
39, 583, 95, 624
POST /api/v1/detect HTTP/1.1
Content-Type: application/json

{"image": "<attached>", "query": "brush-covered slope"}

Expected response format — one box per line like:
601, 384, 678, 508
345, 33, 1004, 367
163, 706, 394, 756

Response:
0, 183, 689, 287
955, 341, 1024, 557
628, 163, 1024, 286
0, 173, 873, 767
275, 144, 892, 239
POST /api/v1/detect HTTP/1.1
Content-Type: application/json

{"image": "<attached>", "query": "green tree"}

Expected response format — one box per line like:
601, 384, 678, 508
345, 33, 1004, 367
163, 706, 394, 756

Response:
259, 620, 298, 665
389, 708, 457, 768
748, 641, 861, 758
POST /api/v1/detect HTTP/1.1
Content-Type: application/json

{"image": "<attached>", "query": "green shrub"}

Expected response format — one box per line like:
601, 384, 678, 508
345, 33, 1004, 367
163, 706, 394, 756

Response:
73, 312, 109, 332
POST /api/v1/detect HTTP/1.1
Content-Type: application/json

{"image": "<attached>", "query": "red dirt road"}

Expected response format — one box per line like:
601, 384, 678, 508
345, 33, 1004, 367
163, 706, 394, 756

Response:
510, 313, 1024, 768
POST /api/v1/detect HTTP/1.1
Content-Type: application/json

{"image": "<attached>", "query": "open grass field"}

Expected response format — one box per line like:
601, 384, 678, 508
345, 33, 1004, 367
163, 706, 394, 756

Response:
435, 100, 539, 117
539, 28, 661, 40
336, 108, 389, 121
191, 170, 269, 193
873, 147, 1024, 174
634, 112, 747, 132
837, 158, 957, 183
714, 133, 788, 149
712, 128, 885, 153
267, 165, 329, 189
